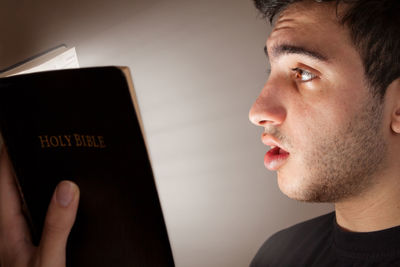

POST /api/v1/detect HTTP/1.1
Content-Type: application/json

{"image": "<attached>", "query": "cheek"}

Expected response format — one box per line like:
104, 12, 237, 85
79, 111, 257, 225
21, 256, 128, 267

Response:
323, 72, 367, 119
286, 104, 337, 153
285, 79, 367, 149
285, 110, 317, 154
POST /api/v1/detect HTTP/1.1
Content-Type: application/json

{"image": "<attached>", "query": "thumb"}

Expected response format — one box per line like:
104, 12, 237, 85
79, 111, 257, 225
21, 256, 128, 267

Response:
37, 181, 79, 267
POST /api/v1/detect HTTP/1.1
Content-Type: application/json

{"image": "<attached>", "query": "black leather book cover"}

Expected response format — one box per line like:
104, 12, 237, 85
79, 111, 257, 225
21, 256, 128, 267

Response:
0, 67, 175, 266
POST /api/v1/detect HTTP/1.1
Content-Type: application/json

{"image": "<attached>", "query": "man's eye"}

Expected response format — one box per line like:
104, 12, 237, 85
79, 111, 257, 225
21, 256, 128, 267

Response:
291, 68, 317, 82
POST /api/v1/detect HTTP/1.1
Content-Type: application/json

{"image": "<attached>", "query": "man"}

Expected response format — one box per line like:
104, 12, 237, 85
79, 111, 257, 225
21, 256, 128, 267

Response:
1, 0, 399, 266
249, 0, 400, 266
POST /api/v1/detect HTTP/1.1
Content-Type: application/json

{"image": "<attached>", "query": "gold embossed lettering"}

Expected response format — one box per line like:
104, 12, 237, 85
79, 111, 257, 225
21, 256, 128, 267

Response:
38, 135, 50, 148
81, 135, 87, 146
40, 134, 106, 148
64, 135, 72, 146
49, 136, 59, 147
74, 134, 82, 147
93, 136, 100, 147
86, 136, 94, 147
98, 136, 106, 148
58, 136, 66, 147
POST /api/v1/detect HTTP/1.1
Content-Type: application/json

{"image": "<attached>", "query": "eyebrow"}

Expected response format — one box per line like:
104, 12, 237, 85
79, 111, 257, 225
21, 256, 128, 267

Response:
264, 44, 329, 62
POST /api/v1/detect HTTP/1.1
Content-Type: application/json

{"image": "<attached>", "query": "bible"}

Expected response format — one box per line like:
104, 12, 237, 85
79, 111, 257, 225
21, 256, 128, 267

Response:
0, 67, 175, 266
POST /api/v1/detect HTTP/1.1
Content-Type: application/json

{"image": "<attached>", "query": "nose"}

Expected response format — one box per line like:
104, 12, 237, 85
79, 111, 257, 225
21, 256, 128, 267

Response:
249, 83, 287, 127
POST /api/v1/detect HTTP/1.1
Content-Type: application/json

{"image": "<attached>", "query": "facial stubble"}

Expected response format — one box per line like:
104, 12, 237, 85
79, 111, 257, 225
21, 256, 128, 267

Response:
282, 94, 387, 203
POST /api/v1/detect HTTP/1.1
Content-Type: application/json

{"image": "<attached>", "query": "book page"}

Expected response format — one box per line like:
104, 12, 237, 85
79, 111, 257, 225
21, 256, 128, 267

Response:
0, 47, 79, 78
16, 47, 79, 75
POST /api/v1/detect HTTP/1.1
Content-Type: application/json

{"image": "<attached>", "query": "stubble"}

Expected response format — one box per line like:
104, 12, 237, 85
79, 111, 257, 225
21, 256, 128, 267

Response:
298, 93, 388, 202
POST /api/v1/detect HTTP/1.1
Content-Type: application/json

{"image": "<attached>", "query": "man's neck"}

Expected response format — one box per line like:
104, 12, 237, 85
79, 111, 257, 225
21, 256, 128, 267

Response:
335, 169, 400, 232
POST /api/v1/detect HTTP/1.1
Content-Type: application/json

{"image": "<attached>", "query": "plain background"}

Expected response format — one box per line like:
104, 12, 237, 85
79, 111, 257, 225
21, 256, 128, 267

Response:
0, 0, 333, 266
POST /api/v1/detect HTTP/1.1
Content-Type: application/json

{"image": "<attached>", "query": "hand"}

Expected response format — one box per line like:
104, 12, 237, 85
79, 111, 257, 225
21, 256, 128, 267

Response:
0, 148, 80, 267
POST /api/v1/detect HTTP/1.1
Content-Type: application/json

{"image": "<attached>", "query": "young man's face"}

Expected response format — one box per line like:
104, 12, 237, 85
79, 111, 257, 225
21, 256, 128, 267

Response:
249, 2, 388, 202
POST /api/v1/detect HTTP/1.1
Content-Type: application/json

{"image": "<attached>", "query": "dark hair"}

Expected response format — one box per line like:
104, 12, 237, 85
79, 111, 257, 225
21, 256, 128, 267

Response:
254, 0, 400, 98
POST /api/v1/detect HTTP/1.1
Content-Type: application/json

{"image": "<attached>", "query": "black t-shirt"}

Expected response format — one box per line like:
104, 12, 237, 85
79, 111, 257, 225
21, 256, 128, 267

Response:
250, 212, 400, 266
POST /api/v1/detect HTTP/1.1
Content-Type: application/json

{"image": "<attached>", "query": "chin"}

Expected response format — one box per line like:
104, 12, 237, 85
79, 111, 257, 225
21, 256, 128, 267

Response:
277, 169, 303, 200
276, 169, 321, 202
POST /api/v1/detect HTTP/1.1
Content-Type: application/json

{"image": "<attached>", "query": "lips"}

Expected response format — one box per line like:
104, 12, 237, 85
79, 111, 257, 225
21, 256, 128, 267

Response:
264, 146, 290, 170
261, 134, 290, 170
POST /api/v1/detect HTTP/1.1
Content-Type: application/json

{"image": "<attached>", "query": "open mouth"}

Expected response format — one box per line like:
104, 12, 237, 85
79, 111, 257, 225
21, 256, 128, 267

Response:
270, 146, 288, 155
264, 146, 290, 170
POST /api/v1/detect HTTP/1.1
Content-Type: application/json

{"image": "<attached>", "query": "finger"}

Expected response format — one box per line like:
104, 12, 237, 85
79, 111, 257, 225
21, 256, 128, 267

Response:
38, 181, 79, 267
0, 148, 32, 255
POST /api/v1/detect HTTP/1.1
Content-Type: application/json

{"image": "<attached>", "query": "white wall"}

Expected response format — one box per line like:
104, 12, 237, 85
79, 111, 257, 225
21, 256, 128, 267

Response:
1, 0, 333, 266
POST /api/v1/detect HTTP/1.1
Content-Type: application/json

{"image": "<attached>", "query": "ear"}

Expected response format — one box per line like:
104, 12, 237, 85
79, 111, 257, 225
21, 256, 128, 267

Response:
389, 78, 400, 134
392, 109, 400, 134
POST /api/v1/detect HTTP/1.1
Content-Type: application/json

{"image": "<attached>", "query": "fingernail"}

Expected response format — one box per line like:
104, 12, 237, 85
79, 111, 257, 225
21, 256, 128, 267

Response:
55, 181, 76, 207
